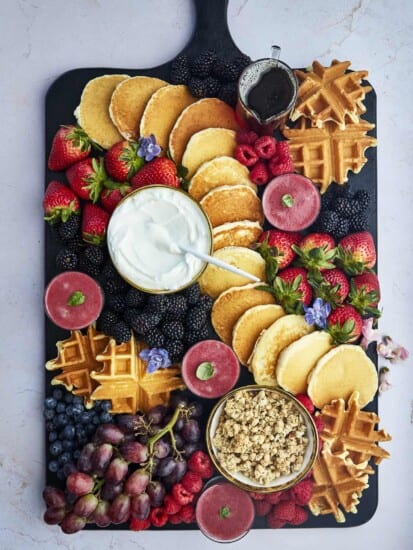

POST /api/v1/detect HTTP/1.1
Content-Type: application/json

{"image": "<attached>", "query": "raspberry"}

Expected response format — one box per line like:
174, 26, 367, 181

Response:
236, 129, 258, 145
275, 140, 291, 160
163, 494, 182, 515
254, 499, 272, 516
249, 160, 270, 185
178, 504, 196, 523
291, 479, 313, 506
272, 500, 296, 522
289, 505, 309, 526
254, 135, 277, 159
168, 512, 182, 525
171, 483, 194, 506
265, 491, 283, 505
266, 512, 287, 529
268, 156, 294, 177
295, 393, 315, 414
181, 471, 203, 494
149, 507, 169, 527
250, 491, 266, 501
187, 450, 214, 479
130, 517, 151, 530
313, 415, 325, 433
235, 144, 259, 167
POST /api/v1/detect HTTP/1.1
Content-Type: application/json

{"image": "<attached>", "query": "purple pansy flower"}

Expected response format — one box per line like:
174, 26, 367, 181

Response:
303, 297, 331, 329
139, 347, 171, 373
138, 134, 161, 162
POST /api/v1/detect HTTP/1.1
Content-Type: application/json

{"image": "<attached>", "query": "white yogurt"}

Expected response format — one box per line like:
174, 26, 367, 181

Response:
107, 186, 212, 292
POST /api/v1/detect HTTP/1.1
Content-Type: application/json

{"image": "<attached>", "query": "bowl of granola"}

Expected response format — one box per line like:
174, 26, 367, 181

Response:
206, 385, 318, 493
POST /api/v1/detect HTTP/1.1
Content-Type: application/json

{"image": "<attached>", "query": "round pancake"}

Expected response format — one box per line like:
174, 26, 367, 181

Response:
109, 76, 167, 140
169, 98, 240, 165
211, 283, 276, 345
307, 344, 378, 409
188, 156, 255, 201
198, 246, 266, 298
182, 128, 237, 179
213, 220, 262, 251
74, 74, 130, 149
249, 314, 314, 386
140, 85, 195, 155
276, 331, 334, 394
232, 304, 285, 366
200, 184, 264, 228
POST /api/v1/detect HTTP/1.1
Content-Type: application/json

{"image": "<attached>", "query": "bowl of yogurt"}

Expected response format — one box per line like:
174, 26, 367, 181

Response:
107, 185, 213, 294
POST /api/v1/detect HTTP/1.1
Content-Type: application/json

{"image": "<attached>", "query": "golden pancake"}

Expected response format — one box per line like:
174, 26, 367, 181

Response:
182, 128, 237, 179
139, 85, 195, 155
213, 220, 263, 251
249, 314, 314, 386
109, 76, 167, 140
188, 156, 255, 201
211, 283, 276, 345
200, 184, 264, 228
276, 331, 334, 395
198, 246, 266, 298
307, 344, 378, 409
169, 98, 240, 164
74, 74, 130, 149
232, 304, 285, 366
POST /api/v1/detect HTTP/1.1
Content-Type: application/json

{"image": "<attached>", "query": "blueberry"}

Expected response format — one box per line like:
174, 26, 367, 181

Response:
48, 460, 59, 472
46, 421, 56, 432
72, 396, 84, 406
85, 424, 95, 435
56, 469, 65, 481
58, 452, 72, 465
100, 412, 112, 423
48, 431, 58, 443
56, 402, 66, 414
44, 397, 57, 409
80, 412, 92, 424
78, 436, 88, 446
52, 389, 64, 400
73, 450, 81, 460
49, 440, 63, 456
64, 393, 73, 404
55, 413, 69, 428
62, 439, 74, 451
75, 426, 86, 439
43, 408, 55, 420
65, 405, 74, 416
62, 424, 75, 440
72, 404, 83, 418
100, 400, 112, 412
92, 415, 100, 425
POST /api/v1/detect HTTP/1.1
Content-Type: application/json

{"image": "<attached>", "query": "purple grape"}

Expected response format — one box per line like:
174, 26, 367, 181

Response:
116, 414, 147, 434
66, 472, 94, 496
92, 443, 113, 474
105, 457, 129, 484
147, 405, 167, 425
169, 394, 188, 409
188, 401, 203, 418
173, 432, 184, 450
183, 441, 200, 457
153, 438, 171, 459
120, 441, 148, 463
124, 469, 150, 496
73, 493, 99, 517
182, 419, 201, 443
169, 415, 184, 431
100, 481, 123, 502
130, 492, 150, 520
77, 443, 96, 473
163, 459, 187, 486
96, 423, 125, 445
43, 507, 66, 525
146, 480, 165, 507
60, 512, 87, 534
157, 456, 177, 477
92, 500, 111, 527
109, 493, 131, 524
148, 424, 162, 436
42, 486, 66, 509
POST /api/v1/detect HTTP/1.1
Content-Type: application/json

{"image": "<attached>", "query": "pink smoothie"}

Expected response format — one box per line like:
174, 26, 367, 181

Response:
262, 173, 321, 231
45, 271, 104, 330
196, 481, 255, 542
181, 340, 240, 399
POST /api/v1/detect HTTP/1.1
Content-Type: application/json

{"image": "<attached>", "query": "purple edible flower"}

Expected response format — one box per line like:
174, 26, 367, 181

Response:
138, 134, 161, 162
139, 347, 171, 373
303, 297, 331, 329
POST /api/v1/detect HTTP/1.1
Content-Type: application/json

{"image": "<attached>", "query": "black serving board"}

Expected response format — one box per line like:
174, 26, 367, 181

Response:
45, 0, 378, 530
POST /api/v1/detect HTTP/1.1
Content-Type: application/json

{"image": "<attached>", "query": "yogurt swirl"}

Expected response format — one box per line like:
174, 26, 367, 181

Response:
107, 186, 212, 292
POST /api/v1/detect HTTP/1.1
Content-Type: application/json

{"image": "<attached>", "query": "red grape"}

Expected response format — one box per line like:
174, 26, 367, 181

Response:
101, 481, 123, 502
92, 500, 111, 527
73, 493, 99, 517
66, 472, 94, 496
109, 493, 131, 524
120, 441, 148, 463
43, 506, 66, 525
77, 443, 96, 473
92, 443, 113, 473
96, 423, 125, 445
42, 486, 66, 509
124, 468, 149, 496
60, 512, 87, 534
116, 414, 147, 434
130, 492, 150, 520
146, 480, 165, 507
105, 457, 129, 484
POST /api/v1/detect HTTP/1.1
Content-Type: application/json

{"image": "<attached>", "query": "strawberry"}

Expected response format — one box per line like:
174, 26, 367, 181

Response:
81, 203, 109, 245
43, 180, 80, 223
130, 157, 179, 189
336, 231, 376, 275
348, 271, 381, 317
66, 157, 108, 203
256, 230, 301, 282
104, 140, 144, 182
100, 183, 132, 213
295, 394, 315, 414
290, 479, 313, 506
310, 268, 350, 307
268, 267, 312, 313
327, 303, 363, 343
48, 125, 92, 171
249, 160, 270, 185
293, 232, 336, 273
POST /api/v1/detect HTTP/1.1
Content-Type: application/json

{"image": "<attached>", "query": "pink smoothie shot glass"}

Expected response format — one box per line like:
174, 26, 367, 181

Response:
181, 340, 240, 399
196, 480, 255, 542
262, 173, 321, 231
45, 271, 104, 330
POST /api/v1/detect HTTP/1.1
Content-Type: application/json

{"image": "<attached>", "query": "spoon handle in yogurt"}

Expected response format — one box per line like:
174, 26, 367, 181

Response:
180, 245, 261, 283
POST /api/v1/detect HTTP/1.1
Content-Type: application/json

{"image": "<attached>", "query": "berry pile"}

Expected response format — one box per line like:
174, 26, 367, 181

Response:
170, 50, 251, 107
42, 399, 214, 533
43, 387, 113, 481
235, 131, 294, 185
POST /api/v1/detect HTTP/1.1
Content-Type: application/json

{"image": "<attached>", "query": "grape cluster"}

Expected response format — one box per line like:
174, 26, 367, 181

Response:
43, 397, 207, 533
44, 388, 113, 481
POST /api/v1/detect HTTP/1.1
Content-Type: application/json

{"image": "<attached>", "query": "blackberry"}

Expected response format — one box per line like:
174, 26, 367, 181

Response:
232, 53, 251, 73
57, 214, 81, 243
161, 319, 185, 341
126, 310, 161, 334
56, 248, 78, 271
84, 245, 105, 266
186, 305, 207, 331
198, 293, 213, 312
103, 276, 128, 295
315, 210, 340, 233
166, 294, 188, 316
184, 283, 201, 306
353, 189, 370, 211
349, 210, 369, 232
190, 50, 217, 78
204, 76, 220, 98
332, 197, 361, 218
101, 261, 118, 280
188, 77, 208, 98
146, 294, 169, 315
143, 327, 166, 349
109, 321, 131, 344
184, 324, 209, 346
332, 217, 350, 241
106, 294, 126, 313
125, 288, 147, 308
64, 234, 85, 252
170, 54, 190, 85
320, 190, 333, 212
164, 338, 185, 362
212, 57, 240, 82
218, 82, 238, 107
77, 255, 102, 277
97, 309, 119, 333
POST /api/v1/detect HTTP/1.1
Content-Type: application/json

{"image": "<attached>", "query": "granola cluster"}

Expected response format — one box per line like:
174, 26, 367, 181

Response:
212, 389, 309, 485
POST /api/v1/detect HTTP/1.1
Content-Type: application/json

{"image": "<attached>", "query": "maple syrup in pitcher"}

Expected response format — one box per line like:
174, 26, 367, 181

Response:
247, 67, 295, 120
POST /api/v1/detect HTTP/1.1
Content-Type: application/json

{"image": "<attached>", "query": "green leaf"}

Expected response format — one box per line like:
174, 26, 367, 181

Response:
219, 506, 231, 519
67, 291, 85, 306
195, 362, 215, 380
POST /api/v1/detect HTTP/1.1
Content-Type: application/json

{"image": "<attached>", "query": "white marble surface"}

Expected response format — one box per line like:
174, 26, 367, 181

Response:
1, 0, 412, 548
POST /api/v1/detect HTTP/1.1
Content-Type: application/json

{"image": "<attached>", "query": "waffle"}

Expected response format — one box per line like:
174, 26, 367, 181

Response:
309, 443, 374, 523
45, 325, 110, 407
282, 117, 377, 193
318, 391, 391, 466
90, 335, 185, 414
291, 59, 372, 129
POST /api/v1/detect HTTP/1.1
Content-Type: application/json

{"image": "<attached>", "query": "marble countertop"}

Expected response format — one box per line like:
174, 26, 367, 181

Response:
1, 0, 412, 548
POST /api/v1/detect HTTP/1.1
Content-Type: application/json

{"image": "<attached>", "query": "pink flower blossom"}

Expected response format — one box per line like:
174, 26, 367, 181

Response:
377, 336, 409, 363
360, 317, 382, 349
379, 367, 392, 394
